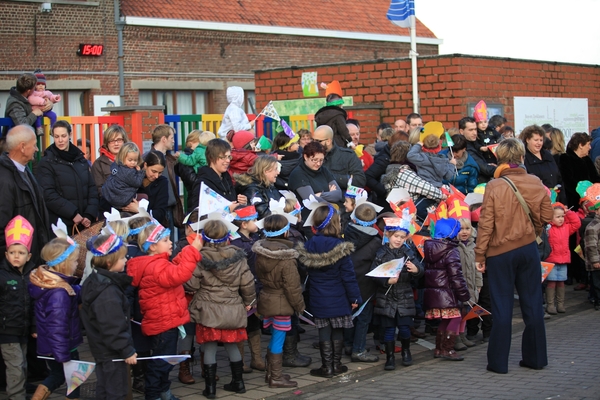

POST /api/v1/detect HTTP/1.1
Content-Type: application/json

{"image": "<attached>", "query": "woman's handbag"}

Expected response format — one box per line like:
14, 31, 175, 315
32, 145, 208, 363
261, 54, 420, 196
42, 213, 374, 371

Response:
71, 222, 104, 278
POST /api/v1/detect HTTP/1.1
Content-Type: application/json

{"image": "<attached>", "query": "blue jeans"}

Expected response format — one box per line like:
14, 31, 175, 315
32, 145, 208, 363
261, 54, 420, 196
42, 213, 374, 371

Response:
43, 350, 80, 399
145, 328, 178, 400
344, 300, 374, 353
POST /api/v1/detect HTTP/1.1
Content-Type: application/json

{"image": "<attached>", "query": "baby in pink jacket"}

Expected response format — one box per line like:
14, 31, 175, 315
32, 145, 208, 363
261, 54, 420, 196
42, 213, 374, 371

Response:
28, 69, 60, 133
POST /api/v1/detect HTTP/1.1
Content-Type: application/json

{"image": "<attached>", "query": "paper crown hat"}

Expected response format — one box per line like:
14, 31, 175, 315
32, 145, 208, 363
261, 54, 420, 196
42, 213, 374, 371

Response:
419, 121, 445, 142
433, 218, 461, 239
256, 197, 298, 229
324, 80, 343, 98
345, 184, 367, 199
384, 209, 413, 234
234, 205, 258, 221
5, 215, 34, 251
473, 100, 488, 122
446, 194, 471, 220
104, 199, 150, 225
576, 181, 600, 210
189, 211, 239, 236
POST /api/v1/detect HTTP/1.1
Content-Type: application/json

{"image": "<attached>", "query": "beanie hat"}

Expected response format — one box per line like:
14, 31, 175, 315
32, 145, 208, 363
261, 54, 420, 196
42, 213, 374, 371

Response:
232, 130, 255, 150
432, 218, 461, 240
325, 80, 343, 98
34, 69, 46, 86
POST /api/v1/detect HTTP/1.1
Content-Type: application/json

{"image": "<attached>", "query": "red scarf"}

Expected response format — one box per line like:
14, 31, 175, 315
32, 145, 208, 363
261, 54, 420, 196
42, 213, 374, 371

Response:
100, 147, 116, 162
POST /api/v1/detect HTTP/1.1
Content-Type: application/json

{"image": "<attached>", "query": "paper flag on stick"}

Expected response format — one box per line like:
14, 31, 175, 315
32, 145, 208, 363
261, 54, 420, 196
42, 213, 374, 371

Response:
281, 119, 295, 139
113, 355, 191, 365
298, 313, 316, 326
444, 131, 454, 147
574, 245, 584, 261
462, 304, 492, 321
255, 135, 272, 151
411, 234, 428, 258
198, 182, 232, 218
366, 258, 406, 278
487, 143, 499, 156
61, 360, 96, 395
352, 295, 373, 320
541, 261, 555, 282
258, 101, 280, 121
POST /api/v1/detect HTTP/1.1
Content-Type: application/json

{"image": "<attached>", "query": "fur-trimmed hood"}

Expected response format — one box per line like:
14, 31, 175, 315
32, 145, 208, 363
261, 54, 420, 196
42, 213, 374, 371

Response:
252, 239, 298, 261
234, 172, 255, 187
296, 238, 354, 269
200, 246, 247, 271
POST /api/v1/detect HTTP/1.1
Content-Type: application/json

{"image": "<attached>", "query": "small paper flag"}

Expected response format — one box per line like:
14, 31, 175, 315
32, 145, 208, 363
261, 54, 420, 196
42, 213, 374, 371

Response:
352, 295, 373, 319
258, 101, 280, 121
366, 258, 406, 278
63, 360, 96, 395
113, 355, 191, 365
444, 131, 454, 147
487, 143, 499, 156
255, 135, 272, 151
411, 234, 428, 258
198, 182, 232, 217
574, 245, 584, 261
541, 261, 555, 282
462, 304, 492, 321
281, 119, 295, 139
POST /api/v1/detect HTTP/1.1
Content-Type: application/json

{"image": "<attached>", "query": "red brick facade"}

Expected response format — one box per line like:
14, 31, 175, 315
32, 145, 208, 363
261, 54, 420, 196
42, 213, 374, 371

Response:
255, 55, 600, 143
0, 1, 438, 115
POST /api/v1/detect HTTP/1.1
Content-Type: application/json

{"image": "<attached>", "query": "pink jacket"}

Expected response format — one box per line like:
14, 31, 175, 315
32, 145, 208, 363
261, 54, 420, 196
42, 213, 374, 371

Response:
546, 210, 581, 264
28, 89, 61, 110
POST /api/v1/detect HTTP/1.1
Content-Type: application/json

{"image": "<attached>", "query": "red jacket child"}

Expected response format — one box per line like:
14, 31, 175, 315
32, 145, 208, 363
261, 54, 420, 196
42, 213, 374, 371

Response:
546, 208, 581, 264
127, 245, 200, 336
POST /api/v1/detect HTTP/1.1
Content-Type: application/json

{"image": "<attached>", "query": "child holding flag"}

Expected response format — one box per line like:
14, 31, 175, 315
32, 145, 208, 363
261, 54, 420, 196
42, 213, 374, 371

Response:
126, 222, 202, 400
0, 216, 36, 400
370, 211, 424, 370
80, 234, 137, 400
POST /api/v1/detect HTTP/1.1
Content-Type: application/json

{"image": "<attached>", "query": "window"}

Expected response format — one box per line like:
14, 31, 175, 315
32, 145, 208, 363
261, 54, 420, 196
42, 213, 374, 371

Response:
245, 90, 256, 114
139, 90, 208, 115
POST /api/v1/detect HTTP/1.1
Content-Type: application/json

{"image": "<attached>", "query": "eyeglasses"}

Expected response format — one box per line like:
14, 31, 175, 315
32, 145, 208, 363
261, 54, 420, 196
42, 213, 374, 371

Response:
313, 138, 329, 144
108, 138, 124, 144
308, 158, 324, 164
218, 155, 233, 161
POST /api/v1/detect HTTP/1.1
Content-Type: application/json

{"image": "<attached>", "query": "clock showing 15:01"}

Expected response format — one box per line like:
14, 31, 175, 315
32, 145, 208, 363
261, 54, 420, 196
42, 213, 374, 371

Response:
77, 44, 104, 57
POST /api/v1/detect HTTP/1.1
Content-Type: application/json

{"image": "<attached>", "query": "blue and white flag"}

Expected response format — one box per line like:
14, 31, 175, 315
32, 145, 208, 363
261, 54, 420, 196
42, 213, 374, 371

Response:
387, 0, 415, 28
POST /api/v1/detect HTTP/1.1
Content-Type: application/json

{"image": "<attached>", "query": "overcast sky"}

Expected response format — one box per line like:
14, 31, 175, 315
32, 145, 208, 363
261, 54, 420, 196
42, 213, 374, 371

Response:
416, 0, 600, 65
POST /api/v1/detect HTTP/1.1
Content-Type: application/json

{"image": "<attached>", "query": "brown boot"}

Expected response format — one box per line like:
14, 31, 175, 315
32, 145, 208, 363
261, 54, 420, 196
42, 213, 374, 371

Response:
546, 286, 557, 314
31, 384, 51, 400
556, 285, 566, 313
178, 350, 195, 384
248, 330, 266, 371
237, 341, 253, 373
268, 352, 298, 388
440, 332, 464, 361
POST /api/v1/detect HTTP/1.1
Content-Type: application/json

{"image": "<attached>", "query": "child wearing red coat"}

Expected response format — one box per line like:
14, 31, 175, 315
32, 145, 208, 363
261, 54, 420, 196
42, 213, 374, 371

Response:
545, 203, 581, 314
127, 222, 202, 400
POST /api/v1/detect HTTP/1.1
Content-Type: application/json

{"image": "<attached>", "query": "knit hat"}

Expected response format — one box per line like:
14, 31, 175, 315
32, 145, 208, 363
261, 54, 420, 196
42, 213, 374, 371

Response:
34, 69, 46, 86
325, 80, 343, 98
232, 130, 255, 150
5, 215, 34, 252
432, 218, 461, 240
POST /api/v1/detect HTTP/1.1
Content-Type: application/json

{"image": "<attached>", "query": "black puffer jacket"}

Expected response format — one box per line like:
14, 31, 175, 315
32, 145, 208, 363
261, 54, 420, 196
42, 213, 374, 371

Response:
371, 243, 424, 319
174, 147, 198, 194
235, 173, 282, 219
0, 154, 50, 265
80, 268, 136, 362
344, 224, 381, 300
423, 239, 470, 310
466, 139, 497, 183
314, 105, 352, 147
35, 144, 98, 232
0, 258, 36, 336
272, 150, 301, 190
189, 166, 236, 211
365, 144, 391, 203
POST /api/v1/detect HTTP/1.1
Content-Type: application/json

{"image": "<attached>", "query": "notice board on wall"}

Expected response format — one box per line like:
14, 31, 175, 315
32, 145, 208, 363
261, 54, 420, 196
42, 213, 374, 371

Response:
513, 97, 588, 142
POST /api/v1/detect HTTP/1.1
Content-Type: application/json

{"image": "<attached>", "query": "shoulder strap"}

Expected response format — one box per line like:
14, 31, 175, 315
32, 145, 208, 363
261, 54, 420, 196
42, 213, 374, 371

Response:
500, 176, 542, 244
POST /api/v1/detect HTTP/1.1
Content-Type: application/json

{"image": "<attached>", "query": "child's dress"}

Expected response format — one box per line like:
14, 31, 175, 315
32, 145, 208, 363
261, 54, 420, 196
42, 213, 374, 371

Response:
102, 163, 146, 208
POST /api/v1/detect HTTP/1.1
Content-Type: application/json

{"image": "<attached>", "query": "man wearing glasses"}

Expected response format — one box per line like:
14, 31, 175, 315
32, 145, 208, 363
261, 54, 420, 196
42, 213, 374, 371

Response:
311, 125, 366, 191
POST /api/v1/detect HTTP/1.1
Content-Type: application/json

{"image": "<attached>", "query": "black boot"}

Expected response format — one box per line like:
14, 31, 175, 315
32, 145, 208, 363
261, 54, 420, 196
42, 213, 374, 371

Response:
384, 341, 396, 371
332, 340, 348, 375
202, 364, 217, 399
282, 333, 312, 367
223, 360, 246, 393
400, 338, 413, 366
310, 342, 334, 378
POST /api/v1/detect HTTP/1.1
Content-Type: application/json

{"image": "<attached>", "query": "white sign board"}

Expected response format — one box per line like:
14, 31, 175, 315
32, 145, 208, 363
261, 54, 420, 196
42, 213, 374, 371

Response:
514, 97, 588, 142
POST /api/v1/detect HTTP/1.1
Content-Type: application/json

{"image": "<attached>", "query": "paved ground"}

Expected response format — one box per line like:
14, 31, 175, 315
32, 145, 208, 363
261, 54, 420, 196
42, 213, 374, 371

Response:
4, 288, 598, 400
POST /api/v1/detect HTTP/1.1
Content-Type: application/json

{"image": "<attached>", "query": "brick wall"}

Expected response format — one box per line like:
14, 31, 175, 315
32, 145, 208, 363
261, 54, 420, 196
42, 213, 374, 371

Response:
255, 55, 600, 143
0, 1, 438, 113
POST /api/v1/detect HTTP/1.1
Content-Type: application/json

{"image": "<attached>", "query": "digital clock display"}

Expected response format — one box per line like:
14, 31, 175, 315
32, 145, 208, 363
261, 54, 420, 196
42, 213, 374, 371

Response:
77, 44, 104, 57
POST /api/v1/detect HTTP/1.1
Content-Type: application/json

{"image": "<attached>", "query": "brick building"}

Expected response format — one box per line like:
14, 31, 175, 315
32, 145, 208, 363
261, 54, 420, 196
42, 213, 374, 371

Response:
255, 54, 600, 143
0, 0, 439, 119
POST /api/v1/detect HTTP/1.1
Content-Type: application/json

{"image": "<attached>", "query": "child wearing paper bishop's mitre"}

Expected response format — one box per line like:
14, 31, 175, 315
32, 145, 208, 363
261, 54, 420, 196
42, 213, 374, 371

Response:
80, 233, 137, 400
370, 210, 424, 371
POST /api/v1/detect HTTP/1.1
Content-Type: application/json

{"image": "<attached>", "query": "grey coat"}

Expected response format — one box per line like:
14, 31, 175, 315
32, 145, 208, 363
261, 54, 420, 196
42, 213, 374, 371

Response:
407, 144, 455, 188
101, 162, 145, 208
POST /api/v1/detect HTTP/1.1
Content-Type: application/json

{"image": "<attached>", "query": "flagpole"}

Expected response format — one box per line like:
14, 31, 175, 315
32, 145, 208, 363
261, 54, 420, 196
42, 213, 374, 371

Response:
409, 13, 419, 113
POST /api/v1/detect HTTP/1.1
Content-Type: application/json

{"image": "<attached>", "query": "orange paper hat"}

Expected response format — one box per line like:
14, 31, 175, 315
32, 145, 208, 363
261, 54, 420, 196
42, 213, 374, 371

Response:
446, 194, 471, 220
5, 215, 34, 252
473, 100, 488, 122
324, 80, 343, 98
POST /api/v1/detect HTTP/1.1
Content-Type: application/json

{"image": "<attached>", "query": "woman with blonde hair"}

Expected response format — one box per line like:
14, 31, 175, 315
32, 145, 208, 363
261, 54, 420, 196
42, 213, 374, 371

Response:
235, 155, 282, 219
92, 124, 129, 195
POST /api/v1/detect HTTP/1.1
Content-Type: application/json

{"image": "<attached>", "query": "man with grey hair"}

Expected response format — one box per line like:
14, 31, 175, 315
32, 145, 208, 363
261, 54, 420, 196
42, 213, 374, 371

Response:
311, 125, 366, 191
0, 125, 49, 264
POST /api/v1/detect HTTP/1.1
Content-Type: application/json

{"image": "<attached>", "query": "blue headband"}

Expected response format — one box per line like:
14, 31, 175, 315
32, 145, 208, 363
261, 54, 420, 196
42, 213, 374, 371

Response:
234, 212, 258, 221
264, 223, 290, 238
385, 226, 409, 233
290, 206, 302, 216
201, 231, 229, 244
129, 221, 152, 236
142, 228, 171, 252
87, 235, 124, 257
47, 243, 78, 267
316, 205, 335, 231
355, 216, 377, 227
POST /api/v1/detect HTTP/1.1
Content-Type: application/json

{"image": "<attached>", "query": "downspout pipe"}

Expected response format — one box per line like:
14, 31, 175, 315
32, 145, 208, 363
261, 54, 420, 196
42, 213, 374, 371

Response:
114, 0, 125, 105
